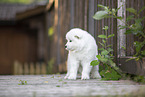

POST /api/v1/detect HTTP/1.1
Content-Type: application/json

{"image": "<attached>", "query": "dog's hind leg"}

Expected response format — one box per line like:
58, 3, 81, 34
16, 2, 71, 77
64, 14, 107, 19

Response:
91, 65, 101, 79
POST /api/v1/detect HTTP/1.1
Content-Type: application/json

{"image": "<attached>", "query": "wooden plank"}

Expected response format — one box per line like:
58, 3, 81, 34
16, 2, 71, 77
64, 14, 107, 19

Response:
112, 0, 118, 63
24, 62, 29, 75
117, 0, 126, 57
52, 0, 59, 72
70, 0, 74, 29
88, 0, 95, 36
30, 62, 35, 75
84, 0, 88, 31
57, 0, 61, 67
36, 63, 41, 75
126, 0, 135, 56
119, 57, 145, 76
13, 61, 19, 75
41, 63, 47, 74
18, 63, 23, 75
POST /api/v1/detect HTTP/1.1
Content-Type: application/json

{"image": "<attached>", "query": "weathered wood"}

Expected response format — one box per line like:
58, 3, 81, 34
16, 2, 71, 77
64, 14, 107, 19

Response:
88, 0, 95, 36
70, 0, 74, 29
51, 0, 145, 75
50, 0, 59, 73
117, 0, 126, 57
41, 63, 47, 74
119, 57, 145, 76
30, 62, 35, 75
18, 63, 23, 75
84, 0, 88, 31
36, 62, 41, 75
0, 75, 144, 97
24, 63, 29, 75
13, 61, 19, 75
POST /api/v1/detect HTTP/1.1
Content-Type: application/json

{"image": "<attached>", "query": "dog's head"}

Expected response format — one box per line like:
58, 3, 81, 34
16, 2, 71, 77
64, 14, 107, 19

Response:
65, 28, 85, 52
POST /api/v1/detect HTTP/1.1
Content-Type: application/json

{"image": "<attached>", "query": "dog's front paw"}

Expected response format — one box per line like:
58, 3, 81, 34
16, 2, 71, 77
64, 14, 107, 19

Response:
64, 73, 69, 79
81, 74, 90, 80
64, 75, 68, 79
68, 74, 77, 80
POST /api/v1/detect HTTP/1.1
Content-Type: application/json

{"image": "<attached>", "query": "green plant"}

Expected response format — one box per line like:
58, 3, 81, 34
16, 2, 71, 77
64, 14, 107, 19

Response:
93, 4, 145, 61
92, 4, 145, 82
18, 80, 27, 85
56, 79, 67, 87
91, 26, 122, 80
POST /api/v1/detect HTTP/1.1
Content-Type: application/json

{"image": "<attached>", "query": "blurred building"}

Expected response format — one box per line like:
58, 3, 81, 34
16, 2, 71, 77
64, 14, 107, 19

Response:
0, 0, 53, 74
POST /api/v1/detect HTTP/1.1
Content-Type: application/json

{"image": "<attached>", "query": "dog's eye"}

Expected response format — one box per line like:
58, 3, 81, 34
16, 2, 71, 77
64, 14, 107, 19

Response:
69, 40, 72, 42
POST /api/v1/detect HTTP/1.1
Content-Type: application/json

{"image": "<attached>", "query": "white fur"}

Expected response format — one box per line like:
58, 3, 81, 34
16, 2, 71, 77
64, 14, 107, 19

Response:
64, 28, 101, 80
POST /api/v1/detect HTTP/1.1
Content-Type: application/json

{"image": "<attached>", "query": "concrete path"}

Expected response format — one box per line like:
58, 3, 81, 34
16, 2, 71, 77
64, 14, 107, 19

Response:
0, 74, 144, 97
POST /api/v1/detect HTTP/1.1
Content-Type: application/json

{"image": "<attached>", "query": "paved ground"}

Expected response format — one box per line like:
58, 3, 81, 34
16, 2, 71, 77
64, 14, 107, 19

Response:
0, 74, 145, 97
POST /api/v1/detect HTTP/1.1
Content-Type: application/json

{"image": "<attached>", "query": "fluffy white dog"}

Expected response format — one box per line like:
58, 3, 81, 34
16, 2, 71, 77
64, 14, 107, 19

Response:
64, 28, 101, 80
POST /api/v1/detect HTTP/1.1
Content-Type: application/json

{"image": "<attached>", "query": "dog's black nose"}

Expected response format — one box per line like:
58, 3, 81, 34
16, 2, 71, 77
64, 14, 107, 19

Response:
65, 45, 67, 48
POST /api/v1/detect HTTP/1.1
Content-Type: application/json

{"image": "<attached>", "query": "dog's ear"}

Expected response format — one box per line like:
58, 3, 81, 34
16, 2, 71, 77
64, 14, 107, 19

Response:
74, 35, 80, 39
74, 33, 83, 39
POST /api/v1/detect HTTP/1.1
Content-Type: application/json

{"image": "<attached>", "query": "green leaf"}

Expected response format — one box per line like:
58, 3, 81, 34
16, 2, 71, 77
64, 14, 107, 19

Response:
121, 46, 126, 50
139, 6, 145, 14
118, 26, 128, 30
135, 18, 144, 24
98, 48, 105, 51
98, 35, 107, 39
134, 41, 144, 53
101, 50, 109, 55
100, 58, 108, 63
125, 29, 133, 34
56, 85, 60, 87
141, 50, 145, 56
126, 8, 137, 15
107, 34, 114, 38
97, 4, 107, 8
102, 39, 106, 43
107, 48, 113, 53
59, 79, 63, 82
99, 42, 105, 47
116, 5, 124, 12
126, 58, 136, 62
100, 70, 106, 77
63, 82, 67, 84
107, 45, 113, 48
126, 15, 134, 22
103, 26, 109, 30
91, 60, 100, 66
116, 16, 123, 20
96, 55, 102, 60
93, 11, 108, 20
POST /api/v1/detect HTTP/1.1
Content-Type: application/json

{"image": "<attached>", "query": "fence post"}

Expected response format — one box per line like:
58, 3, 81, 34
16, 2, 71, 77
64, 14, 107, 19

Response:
70, 0, 74, 29
30, 62, 35, 75
117, 0, 126, 57
24, 62, 29, 75
18, 63, 23, 75
88, 0, 95, 36
13, 61, 19, 75
36, 62, 41, 75
41, 63, 47, 74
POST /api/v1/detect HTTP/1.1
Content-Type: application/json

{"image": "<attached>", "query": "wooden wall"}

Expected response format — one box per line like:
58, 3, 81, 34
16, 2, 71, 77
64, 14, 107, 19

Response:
126, 0, 145, 56
50, 0, 117, 73
0, 26, 37, 74
50, 0, 145, 74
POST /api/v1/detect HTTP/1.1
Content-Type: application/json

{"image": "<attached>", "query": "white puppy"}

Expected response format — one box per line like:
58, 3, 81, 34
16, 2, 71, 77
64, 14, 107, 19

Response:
64, 28, 101, 80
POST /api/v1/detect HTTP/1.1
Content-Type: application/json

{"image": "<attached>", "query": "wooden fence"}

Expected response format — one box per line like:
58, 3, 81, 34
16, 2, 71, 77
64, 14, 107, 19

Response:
13, 60, 67, 75
51, 0, 118, 72
11, 0, 145, 75
49, 0, 145, 75
13, 61, 47, 75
